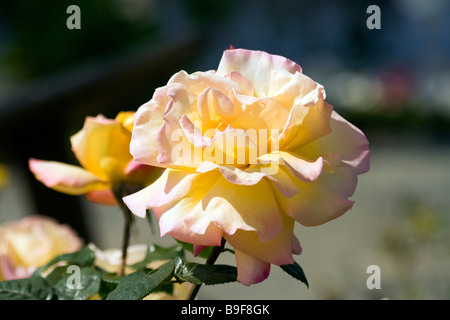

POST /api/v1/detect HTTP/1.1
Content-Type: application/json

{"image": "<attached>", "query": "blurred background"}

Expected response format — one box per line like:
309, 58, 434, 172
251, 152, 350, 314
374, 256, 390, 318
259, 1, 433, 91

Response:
0, 0, 449, 300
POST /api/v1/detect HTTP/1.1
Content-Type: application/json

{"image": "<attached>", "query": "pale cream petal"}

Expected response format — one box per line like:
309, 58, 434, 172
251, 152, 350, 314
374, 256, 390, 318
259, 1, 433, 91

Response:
123, 169, 198, 218
258, 151, 324, 182
130, 99, 166, 168
275, 167, 355, 226
295, 110, 370, 175
217, 48, 302, 97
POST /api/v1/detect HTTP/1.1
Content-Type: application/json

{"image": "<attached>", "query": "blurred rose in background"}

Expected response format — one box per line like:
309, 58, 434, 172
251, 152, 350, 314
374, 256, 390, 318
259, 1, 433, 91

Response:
0, 215, 83, 280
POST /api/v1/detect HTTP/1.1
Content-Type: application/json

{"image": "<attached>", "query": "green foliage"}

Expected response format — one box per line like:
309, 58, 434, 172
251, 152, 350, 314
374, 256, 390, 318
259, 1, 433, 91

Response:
0, 243, 309, 300
130, 244, 184, 270
0, 275, 53, 300
107, 259, 178, 300
175, 240, 214, 259
176, 263, 238, 285
280, 261, 309, 288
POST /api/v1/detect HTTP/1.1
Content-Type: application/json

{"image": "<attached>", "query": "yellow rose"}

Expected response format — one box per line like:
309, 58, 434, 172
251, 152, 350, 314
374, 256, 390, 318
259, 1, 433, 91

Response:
123, 48, 370, 285
29, 112, 163, 205
0, 215, 82, 280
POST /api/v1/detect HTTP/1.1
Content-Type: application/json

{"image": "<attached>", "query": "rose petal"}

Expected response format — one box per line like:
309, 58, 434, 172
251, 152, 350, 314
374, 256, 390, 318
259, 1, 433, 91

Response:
183, 175, 283, 242
130, 98, 166, 167
70, 115, 132, 182
203, 125, 259, 165
296, 110, 370, 175
258, 151, 323, 182
86, 189, 117, 206
156, 120, 199, 168
29, 158, 109, 195
196, 161, 299, 198
193, 245, 207, 257
115, 111, 136, 133
179, 115, 212, 148
275, 167, 355, 226
269, 70, 323, 108
279, 95, 333, 151
217, 48, 302, 96
228, 71, 254, 95
155, 172, 224, 246
224, 210, 295, 265
123, 169, 198, 218
197, 87, 235, 122
168, 70, 240, 97
291, 234, 302, 255
234, 249, 270, 286
231, 94, 289, 132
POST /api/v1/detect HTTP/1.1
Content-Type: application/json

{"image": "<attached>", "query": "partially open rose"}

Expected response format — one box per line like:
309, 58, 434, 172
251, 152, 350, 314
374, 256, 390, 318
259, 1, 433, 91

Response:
123, 48, 370, 285
29, 112, 163, 205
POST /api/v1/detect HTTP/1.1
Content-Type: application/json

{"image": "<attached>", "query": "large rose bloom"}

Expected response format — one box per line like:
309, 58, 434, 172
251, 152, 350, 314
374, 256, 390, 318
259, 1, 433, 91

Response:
123, 48, 370, 285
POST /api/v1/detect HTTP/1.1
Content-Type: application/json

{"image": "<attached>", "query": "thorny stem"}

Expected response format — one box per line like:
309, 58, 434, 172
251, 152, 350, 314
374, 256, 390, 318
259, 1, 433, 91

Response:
188, 238, 226, 300
112, 184, 135, 277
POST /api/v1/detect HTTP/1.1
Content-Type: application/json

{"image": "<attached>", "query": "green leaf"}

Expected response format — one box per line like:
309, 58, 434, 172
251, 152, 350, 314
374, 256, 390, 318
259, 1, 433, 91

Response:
33, 245, 95, 276
280, 261, 309, 288
175, 240, 214, 259
45, 266, 72, 287
176, 263, 237, 285
98, 273, 122, 299
0, 275, 53, 300
52, 267, 101, 300
130, 244, 184, 270
107, 259, 176, 300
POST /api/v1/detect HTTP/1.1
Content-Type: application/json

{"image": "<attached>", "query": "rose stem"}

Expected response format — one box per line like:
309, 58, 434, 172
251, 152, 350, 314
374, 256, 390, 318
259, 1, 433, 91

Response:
188, 237, 226, 300
112, 184, 134, 277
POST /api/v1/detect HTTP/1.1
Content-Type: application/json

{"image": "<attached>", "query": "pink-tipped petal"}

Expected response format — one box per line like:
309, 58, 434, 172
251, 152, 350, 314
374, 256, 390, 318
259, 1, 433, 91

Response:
29, 158, 108, 195
85, 189, 117, 206
155, 172, 224, 246
234, 250, 271, 286
291, 234, 302, 255
193, 245, 208, 257
197, 88, 234, 122
168, 70, 240, 97
295, 110, 370, 175
259, 151, 324, 183
123, 169, 198, 218
130, 98, 166, 167
229, 71, 254, 95
179, 115, 212, 148
217, 48, 302, 96
224, 210, 295, 266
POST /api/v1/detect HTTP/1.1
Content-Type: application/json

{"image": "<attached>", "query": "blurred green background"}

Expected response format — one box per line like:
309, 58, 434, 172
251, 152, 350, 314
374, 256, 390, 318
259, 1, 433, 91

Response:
0, 0, 449, 300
